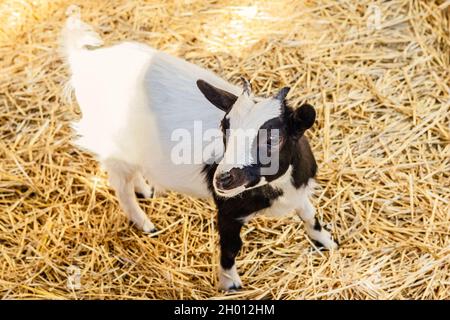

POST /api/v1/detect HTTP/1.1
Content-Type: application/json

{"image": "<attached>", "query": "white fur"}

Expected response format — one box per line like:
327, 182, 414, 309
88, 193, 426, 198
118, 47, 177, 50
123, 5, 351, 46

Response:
218, 264, 242, 291
63, 17, 241, 201
258, 166, 312, 217
241, 171, 337, 250
297, 200, 338, 250
267, 172, 337, 250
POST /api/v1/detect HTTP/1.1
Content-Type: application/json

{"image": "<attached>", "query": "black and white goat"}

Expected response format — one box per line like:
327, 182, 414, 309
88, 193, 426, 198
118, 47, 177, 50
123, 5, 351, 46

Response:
61, 10, 338, 291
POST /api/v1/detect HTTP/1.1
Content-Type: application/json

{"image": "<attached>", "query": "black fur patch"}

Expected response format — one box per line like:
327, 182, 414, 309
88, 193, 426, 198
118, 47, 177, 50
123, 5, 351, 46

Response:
196, 80, 238, 112
291, 135, 317, 188
215, 184, 283, 269
135, 192, 145, 199
312, 240, 326, 249
202, 162, 284, 270
221, 117, 230, 149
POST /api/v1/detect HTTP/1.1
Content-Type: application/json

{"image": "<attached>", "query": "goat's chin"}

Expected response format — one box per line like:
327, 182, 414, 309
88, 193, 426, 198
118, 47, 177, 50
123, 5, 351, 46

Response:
214, 179, 269, 198
213, 186, 246, 198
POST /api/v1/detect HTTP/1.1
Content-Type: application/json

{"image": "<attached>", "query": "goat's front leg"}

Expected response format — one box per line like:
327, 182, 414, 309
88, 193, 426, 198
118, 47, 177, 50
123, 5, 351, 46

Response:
296, 197, 338, 250
217, 212, 244, 291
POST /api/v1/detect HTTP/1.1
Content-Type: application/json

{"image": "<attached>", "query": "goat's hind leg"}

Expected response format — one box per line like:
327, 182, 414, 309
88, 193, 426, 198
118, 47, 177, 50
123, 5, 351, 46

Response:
104, 159, 157, 233
134, 173, 154, 199
296, 197, 338, 250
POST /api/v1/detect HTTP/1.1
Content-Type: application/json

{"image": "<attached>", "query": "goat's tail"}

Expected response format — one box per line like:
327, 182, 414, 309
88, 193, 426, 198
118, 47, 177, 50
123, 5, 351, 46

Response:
60, 5, 103, 61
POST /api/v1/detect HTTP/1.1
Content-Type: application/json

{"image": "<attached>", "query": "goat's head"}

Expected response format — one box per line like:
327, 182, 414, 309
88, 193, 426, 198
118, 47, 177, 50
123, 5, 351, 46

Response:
197, 78, 316, 198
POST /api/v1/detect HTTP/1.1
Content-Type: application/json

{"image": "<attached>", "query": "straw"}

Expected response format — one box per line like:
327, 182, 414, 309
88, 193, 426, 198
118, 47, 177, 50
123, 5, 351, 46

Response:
0, 0, 449, 299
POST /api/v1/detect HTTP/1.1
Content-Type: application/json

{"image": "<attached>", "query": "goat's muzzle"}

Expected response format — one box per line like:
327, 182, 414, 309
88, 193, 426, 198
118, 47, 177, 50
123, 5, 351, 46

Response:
215, 168, 246, 191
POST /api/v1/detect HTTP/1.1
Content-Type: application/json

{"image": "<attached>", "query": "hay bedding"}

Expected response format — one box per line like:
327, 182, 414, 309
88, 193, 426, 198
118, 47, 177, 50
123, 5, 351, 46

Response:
0, 0, 449, 299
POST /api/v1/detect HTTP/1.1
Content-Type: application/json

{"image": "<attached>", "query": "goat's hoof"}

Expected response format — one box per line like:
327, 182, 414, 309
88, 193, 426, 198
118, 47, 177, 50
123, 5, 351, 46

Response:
333, 238, 340, 248
135, 188, 154, 199
135, 192, 145, 199
312, 239, 325, 249
146, 228, 158, 236
312, 238, 338, 250
309, 227, 339, 250
219, 283, 242, 292
142, 220, 157, 234
218, 266, 242, 292
228, 284, 242, 291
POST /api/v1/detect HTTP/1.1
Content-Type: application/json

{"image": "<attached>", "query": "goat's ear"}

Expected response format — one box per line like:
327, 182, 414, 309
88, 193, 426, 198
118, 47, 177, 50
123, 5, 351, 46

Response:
196, 80, 238, 112
290, 104, 316, 136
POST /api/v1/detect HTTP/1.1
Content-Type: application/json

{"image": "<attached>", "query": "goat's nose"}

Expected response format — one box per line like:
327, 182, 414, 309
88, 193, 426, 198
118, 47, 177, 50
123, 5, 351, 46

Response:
216, 171, 234, 190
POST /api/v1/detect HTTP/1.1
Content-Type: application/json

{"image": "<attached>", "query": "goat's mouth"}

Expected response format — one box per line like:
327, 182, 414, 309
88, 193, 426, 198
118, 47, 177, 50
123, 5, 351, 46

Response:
213, 169, 249, 198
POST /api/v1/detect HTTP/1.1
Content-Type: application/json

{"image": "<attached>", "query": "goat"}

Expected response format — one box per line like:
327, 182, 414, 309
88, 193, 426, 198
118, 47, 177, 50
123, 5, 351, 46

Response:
61, 9, 338, 291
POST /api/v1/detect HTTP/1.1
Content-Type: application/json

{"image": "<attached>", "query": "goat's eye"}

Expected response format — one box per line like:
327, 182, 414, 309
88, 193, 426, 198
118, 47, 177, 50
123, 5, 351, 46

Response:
268, 133, 282, 147
268, 134, 277, 145
258, 130, 283, 150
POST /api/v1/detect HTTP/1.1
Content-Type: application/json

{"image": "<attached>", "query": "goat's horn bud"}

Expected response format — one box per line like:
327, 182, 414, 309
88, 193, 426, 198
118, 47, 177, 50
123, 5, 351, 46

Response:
240, 77, 251, 96
66, 4, 81, 18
